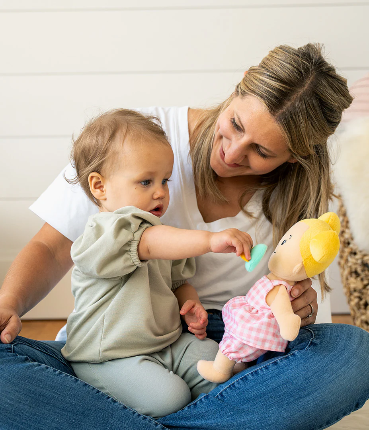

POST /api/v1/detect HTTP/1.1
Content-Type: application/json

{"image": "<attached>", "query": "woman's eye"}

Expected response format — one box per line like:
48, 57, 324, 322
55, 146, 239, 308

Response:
230, 117, 243, 132
255, 145, 269, 159
281, 240, 287, 245
140, 180, 151, 186
162, 179, 171, 185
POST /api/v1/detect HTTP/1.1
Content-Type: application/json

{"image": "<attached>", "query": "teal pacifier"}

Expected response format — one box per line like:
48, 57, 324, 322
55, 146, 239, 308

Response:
240, 244, 268, 272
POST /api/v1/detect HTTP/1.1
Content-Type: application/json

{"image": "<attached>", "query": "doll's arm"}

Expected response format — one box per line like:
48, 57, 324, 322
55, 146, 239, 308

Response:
266, 285, 301, 341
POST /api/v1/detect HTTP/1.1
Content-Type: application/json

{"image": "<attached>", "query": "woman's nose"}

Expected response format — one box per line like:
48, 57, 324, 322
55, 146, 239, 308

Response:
224, 141, 248, 164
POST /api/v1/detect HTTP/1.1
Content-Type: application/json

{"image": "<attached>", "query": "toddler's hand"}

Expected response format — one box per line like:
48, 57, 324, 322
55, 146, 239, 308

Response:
210, 229, 253, 260
180, 300, 208, 340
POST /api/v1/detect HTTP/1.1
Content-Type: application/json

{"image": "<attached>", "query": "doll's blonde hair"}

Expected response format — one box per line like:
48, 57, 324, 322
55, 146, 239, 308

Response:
300, 212, 340, 281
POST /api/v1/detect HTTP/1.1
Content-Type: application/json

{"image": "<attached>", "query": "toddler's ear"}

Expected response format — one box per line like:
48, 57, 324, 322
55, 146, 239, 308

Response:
89, 172, 106, 201
292, 262, 305, 276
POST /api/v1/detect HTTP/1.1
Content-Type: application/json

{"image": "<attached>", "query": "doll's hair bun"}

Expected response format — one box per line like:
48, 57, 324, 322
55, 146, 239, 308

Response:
300, 212, 341, 277
310, 230, 340, 265
318, 212, 341, 235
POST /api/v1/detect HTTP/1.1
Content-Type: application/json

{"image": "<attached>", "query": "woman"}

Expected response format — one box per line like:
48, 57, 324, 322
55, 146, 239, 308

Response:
1, 43, 368, 430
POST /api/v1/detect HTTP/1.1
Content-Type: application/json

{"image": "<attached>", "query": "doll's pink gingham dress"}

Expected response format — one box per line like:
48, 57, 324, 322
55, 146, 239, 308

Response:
219, 276, 294, 362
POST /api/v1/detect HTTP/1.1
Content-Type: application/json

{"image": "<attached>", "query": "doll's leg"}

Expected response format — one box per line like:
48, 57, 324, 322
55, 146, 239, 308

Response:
197, 336, 264, 383
197, 332, 241, 383
197, 349, 236, 383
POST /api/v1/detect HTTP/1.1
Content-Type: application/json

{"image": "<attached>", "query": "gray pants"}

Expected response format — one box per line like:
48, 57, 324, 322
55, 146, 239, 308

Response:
71, 333, 219, 418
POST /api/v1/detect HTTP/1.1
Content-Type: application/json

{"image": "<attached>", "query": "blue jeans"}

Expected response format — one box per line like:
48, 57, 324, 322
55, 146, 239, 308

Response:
1, 322, 369, 430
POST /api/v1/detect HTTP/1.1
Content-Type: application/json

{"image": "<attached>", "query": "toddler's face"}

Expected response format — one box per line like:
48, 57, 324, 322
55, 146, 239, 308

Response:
101, 138, 173, 217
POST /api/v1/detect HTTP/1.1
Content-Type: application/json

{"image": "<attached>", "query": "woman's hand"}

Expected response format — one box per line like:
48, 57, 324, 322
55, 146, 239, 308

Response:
209, 229, 253, 260
290, 278, 318, 327
0, 305, 22, 343
180, 300, 208, 340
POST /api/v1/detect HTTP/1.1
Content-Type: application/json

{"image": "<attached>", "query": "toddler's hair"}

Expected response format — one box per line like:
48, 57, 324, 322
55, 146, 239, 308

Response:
66, 109, 169, 206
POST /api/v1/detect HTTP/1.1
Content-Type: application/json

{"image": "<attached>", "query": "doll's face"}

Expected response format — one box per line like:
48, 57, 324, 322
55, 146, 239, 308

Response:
268, 221, 309, 281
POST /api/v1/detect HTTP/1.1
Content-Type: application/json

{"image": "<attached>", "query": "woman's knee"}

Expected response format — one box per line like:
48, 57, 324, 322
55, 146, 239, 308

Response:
297, 323, 369, 382
311, 323, 369, 351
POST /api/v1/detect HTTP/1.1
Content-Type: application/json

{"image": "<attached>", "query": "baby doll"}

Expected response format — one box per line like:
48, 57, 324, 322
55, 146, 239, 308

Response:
197, 212, 340, 383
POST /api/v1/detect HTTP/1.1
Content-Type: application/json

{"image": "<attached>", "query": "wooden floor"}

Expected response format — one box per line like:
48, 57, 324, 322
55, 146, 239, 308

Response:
19, 319, 67, 340
19, 315, 355, 341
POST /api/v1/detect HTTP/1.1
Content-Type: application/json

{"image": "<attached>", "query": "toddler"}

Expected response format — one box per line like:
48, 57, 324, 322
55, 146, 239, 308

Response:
61, 109, 253, 418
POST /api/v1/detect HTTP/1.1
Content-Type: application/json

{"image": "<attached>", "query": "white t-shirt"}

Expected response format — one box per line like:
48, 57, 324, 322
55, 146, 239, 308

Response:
30, 106, 329, 340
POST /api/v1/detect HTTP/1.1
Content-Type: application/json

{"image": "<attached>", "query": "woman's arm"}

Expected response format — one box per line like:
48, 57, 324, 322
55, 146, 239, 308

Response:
0, 223, 73, 343
138, 225, 253, 261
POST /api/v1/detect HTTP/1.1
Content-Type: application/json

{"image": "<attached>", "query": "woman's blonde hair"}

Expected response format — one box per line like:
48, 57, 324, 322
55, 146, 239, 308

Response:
190, 43, 352, 292
66, 109, 169, 206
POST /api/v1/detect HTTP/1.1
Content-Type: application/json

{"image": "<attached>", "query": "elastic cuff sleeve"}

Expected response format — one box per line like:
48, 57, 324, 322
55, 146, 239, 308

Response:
129, 225, 151, 267
171, 279, 187, 291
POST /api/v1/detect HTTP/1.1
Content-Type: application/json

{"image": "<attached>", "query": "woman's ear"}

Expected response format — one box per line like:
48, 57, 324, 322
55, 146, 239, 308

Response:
243, 70, 248, 77
89, 172, 107, 201
287, 155, 298, 164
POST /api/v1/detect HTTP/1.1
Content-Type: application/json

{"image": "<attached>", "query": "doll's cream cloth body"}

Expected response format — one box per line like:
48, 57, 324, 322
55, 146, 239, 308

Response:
220, 276, 293, 362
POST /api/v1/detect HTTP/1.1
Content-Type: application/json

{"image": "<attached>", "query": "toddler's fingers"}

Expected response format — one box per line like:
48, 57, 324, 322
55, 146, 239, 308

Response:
237, 233, 252, 260
188, 326, 207, 339
197, 308, 208, 322
243, 244, 252, 260
195, 333, 207, 340
189, 321, 208, 330
180, 301, 195, 315
239, 245, 250, 260
242, 234, 253, 258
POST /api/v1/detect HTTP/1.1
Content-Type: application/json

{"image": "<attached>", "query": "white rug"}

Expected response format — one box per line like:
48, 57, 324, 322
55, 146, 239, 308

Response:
332, 117, 369, 254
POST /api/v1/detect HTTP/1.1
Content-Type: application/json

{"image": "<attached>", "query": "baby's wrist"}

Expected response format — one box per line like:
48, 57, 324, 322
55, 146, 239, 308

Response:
208, 232, 217, 253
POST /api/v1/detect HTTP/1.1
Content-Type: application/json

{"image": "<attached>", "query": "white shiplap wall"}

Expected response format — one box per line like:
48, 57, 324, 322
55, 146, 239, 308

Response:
1, 1, 368, 319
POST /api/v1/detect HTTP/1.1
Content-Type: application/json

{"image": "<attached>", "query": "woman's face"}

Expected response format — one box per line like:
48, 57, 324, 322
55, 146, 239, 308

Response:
210, 95, 296, 179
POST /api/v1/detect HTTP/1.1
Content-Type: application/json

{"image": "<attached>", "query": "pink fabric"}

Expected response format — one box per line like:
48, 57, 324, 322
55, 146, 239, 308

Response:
219, 276, 294, 362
